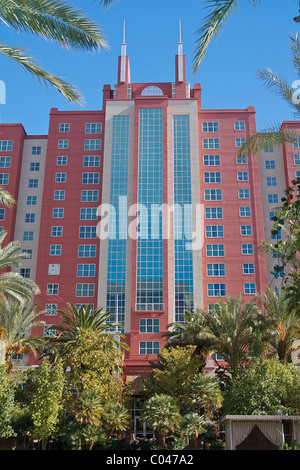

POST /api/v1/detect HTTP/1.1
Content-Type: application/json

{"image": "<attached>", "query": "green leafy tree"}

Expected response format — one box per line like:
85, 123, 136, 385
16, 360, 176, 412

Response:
27, 360, 65, 450
222, 358, 300, 415
1, 0, 108, 103
71, 389, 104, 450
102, 402, 130, 439
142, 394, 181, 449
186, 374, 223, 418
180, 412, 207, 449
0, 364, 14, 437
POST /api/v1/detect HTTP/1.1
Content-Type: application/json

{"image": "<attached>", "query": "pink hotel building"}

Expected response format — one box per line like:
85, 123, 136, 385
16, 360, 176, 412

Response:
0, 38, 299, 378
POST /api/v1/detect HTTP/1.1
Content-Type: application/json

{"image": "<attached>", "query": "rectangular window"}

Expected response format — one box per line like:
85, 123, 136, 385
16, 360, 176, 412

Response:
0, 174, 9, 185
45, 304, 58, 316
32, 146, 42, 155
266, 177, 277, 186
203, 154, 220, 166
235, 138, 246, 147
83, 155, 100, 167
243, 263, 255, 274
51, 226, 63, 237
77, 264, 96, 277
236, 154, 248, 164
54, 190, 65, 200
28, 179, 38, 188
239, 207, 251, 217
244, 283, 256, 294
264, 145, 274, 153
56, 156, 68, 166
81, 190, 99, 202
47, 283, 59, 295
22, 249, 32, 259
204, 188, 222, 201
293, 138, 300, 148
205, 207, 223, 219
79, 226, 97, 239
206, 244, 224, 257
59, 123, 70, 132
202, 122, 219, 133
207, 263, 225, 276
78, 245, 96, 258
44, 326, 56, 337
30, 162, 40, 171
50, 245, 62, 256
84, 139, 101, 150
269, 211, 275, 221
85, 123, 102, 134
203, 138, 220, 149
240, 225, 252, 236
20, 268, 31, 278
76, 283, 95, 297
238, 188, 250, 199
48, 264, 61, 275
27, 196, 37, 205
294, 154, 300, 165
52, 208, 64, 219
204, 171, 221, 183
0, 209, 5, 221
0, 140, 13, 151
58, 139, 69, 149
265, 160, 276, 169
268, 194, 279, 204
208, 283, 226, 297
55, 173, 67, 183
271, 229, 282, 240
139, 318, 160, 333
242, 244, 254, 255
25, 213, 35, 223
80, 208, 97, 220
23, 231, 34, 241
0, 157, 11, 168
234, 121, 245, 131
205, 225, 224, 238
237, 171, 249, 181
139, 341, 160, 355
82, 172, 100, 184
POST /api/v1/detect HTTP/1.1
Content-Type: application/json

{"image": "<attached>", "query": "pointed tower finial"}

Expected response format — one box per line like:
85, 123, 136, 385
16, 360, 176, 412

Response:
120, 20, 127, 83
177, 19, 183, 82
123, 19, 126, 45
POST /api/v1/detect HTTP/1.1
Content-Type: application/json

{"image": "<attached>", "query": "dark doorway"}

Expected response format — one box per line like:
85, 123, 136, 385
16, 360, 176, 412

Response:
236, 424, 279, 450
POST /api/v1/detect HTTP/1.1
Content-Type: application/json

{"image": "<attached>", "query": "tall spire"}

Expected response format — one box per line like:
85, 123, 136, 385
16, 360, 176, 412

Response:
120, 20, 127, 83
177, 19, 183, 83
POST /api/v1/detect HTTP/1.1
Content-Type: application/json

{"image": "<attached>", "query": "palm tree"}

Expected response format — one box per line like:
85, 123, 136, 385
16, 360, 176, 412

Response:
256, 287, 300, 363
1, 0, 108, 103
163, 309, 216, 371
142, 394, 181, 449
71, 389, 104, 450
0, 231, 40, 302
187, 374, 223, 418
180, 412, 207, 449
0, 297, 46, 372
0, 188, 15, 208
102, 402, 130, 439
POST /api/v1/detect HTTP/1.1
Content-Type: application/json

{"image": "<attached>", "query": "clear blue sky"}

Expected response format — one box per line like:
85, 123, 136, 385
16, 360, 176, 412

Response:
1, 0, 300, 135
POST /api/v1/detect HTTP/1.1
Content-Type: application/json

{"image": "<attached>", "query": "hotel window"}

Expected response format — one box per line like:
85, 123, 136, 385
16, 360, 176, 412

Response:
204, 189, 222, 201
243, 263, 255, 274
237, 171, 249, 181
59, 123, 70, 132
0, 157, 11, 168
294, 154, 300, 165
51, 226, 63, 237
32, 146, 42, 155
235, 138, 246, 147
76, 283, 95, 297
52, 208, 64, 219
268, 194, 278, 204
22, 249, 32, 259
58, 140, 69, 149
82, 172, 100, 184
84, 139, 101, 150
81, 190, 99, 202
269, 211, 276, 221
203, 154, 220, 166
20, 268, 31, 278
238, 188, 250, 199
265, 145, 274, 152
85, 123, 102, 134
83, 155, 100, 167
44, 326, 56, 337
296, 170, 300, 179
45, 304, 58, 316
48, 264, 61, 275
204, 171, 221, 183
205, 207, 223, 219
0, 140, 13, 151
30, 162, 40, 171
78, 245, 96, 258
234, 121, 245, 131
28, 179, 38, 188
55, 173, 67, 183
0, 209, 5, 221
25, 213, 35, 223
271, 229, 282, 240
50, 245, 62, 256
293, 138, 300, 148
208, 283, 226, 297
203, 138, 220, 149
47, 283, 59, 295
139, 319, 160, 333
244, 283, 256, 294
236, 154, 247, 164
239, 207, 251, 217
205, 225, 224, 238
54, 190, 65, 200
79, 226, 97, 239
139, 341, 160, 355
206, 244, 224, 257
265, 160, 276, 169
242, 244, 254, 255
0, 174, 9, 185
77, 264, 96, 277
207, 263, 225, 277
202, 122, 219, 133
141, 86, 163, 96
23, 231, 34, 241
266, 177, 277, 186
80, 208, 97, 220
240, 225, 252, 236
27, 196, 37, 205
56, 156, 68, 166
274, 267, 285, 279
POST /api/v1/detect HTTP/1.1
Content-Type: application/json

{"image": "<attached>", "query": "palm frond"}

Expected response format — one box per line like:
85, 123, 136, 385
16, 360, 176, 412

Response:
0, 188, 15, 208
0, 42, 83, 104
237, 125, 298, 156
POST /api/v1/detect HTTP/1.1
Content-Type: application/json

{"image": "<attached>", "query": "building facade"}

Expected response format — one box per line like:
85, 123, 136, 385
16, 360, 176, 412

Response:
0, 38, 299, 378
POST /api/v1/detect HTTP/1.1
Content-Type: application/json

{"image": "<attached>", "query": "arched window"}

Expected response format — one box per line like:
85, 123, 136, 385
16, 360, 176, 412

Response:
141, 86, 163, 96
